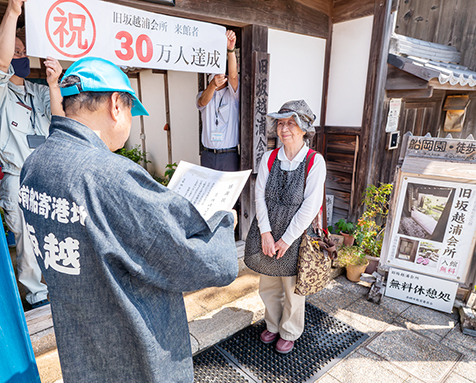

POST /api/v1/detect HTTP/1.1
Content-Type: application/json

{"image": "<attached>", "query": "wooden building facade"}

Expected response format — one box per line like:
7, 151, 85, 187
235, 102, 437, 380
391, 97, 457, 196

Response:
5, 0, 447, 239
365, 0, 476, 190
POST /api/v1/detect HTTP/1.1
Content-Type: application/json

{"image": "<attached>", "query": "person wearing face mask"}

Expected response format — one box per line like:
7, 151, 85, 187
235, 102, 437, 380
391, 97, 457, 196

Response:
0, 0, 64, 309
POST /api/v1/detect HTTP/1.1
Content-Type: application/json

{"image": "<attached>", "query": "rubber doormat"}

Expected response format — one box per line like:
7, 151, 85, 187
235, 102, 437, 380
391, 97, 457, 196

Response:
193, 303, 368, 383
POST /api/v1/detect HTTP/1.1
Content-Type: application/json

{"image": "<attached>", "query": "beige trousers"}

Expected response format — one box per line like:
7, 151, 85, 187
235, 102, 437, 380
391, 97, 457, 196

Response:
259, 275, 306, 341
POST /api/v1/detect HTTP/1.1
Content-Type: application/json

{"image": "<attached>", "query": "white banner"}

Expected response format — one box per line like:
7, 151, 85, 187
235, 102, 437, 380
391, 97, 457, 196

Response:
385, 268, 458, 313
25, 0, 226, 74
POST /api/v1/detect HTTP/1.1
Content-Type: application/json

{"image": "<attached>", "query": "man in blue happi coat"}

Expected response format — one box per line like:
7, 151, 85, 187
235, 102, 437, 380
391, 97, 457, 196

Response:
19, 57, 238, 383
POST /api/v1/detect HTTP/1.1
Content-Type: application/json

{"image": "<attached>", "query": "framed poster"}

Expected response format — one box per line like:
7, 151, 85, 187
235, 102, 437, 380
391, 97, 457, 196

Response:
386, 176, 476, 282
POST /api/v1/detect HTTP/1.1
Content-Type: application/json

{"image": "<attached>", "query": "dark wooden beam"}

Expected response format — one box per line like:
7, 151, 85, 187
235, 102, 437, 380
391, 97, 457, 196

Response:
332, 0, 398, 24
428, 79, 476, 92
327, 153, 357, 173
332, 0, 399, 24
326, 134, 358, 154
104, 0, 330, 39
240, 25, 268, 240
314, 125, 325, 155
386, 87, 434, 99
354, 0, 393, 219
325, 126, 362, 135
326, 171, 352, 192
318, 16, 333, 156
333, 0, 375, 24
386, 64, 429, 90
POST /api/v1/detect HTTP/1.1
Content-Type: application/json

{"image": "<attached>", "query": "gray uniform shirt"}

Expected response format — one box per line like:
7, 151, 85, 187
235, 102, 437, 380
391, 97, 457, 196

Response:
19, 116, 238, 383
0, 65, 51, 175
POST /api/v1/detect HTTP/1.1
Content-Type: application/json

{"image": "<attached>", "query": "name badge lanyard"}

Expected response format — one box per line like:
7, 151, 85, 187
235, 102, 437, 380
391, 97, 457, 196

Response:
15, 92, 46, 148
215, 88, 227, 127
15, 92, 38, 135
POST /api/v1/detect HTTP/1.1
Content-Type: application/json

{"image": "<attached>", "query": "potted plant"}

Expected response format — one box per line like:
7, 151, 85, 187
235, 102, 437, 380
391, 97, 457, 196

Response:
115, 145, 151, 166
328, 219, 355, 249
333, 218, 356, 246
355, 183, 393, 274
154, 162, 178, 186
335, 245, 369, 282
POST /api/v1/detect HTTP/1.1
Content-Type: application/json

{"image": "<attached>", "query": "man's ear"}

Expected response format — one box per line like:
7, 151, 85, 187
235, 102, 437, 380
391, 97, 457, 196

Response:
109, 92, 122, 122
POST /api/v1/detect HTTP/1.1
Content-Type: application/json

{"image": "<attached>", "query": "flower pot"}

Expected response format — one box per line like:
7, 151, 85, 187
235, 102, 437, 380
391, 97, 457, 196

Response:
346, 261, 369, 282
340, 232, 355, 246
330, 234, 345, 250
365, 255, 380, 274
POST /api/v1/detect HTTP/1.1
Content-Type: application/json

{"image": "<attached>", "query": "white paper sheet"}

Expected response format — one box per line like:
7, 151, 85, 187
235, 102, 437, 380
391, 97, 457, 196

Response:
168, 161, 251, 220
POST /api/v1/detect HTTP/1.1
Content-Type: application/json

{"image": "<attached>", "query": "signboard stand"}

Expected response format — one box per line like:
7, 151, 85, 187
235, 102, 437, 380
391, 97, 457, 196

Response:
379, 132, 476, 312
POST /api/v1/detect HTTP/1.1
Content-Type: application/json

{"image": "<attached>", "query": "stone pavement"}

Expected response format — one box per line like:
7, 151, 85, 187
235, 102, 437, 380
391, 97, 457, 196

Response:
307, 276, 476, 383
33, 260, 476, 383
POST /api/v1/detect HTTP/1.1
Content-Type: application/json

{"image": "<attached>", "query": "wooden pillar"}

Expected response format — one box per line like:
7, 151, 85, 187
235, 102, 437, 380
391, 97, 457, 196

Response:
318, 18, 333, 156
353, 0, 394, 218
136, 72, 148, 170
163, 71, 173, 165
240, 24, 268, 240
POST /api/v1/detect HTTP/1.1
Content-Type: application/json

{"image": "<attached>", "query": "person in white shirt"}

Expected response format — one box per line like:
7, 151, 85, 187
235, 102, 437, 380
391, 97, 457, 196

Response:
197, 30, 239, 171
0, 0, 64, 308
244, 100, 326, 354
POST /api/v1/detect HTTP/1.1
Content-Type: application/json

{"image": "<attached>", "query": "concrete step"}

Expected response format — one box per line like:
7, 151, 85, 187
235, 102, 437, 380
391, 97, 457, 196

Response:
187, 266, 264, 355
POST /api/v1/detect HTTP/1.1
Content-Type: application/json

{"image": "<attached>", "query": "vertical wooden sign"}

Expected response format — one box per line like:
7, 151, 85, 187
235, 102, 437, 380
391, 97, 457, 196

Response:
251, 51, 270, 173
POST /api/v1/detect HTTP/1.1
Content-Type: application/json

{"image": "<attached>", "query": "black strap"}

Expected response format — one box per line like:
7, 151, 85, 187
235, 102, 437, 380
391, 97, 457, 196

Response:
14, 92, 37, 133
215, 88, 227, 126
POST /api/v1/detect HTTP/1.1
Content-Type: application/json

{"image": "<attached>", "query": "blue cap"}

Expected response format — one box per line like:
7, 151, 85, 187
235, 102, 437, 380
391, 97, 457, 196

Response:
60, 57, 149, 117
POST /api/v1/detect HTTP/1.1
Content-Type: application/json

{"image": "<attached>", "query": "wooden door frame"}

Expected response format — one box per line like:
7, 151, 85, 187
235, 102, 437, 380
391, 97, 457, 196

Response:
239, 24, 268, 240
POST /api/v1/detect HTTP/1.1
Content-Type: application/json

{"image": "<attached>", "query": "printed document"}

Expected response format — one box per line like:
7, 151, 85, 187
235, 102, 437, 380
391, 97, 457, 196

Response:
168, 161, 251, 219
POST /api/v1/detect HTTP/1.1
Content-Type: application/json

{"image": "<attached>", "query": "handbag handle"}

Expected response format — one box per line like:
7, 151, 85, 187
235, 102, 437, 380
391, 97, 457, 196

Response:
316, 232, 338, 260
304, 151, 327, 233
304, 153, 338, 260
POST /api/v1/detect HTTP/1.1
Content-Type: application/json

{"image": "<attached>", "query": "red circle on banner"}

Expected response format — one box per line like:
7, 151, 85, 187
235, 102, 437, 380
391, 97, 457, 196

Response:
45, 0, 96, 58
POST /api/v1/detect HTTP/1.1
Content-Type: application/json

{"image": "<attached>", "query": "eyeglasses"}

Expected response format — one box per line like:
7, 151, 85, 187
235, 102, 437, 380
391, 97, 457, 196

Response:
277, 120, 298, 129
13, 49, 27, 58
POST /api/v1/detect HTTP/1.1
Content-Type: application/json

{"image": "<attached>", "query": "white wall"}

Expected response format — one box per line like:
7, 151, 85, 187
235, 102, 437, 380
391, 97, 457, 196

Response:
168, 71, 200, 166
128, 77, 142, 152
128, 70, 168, 177
326, 16, 373, 127
30, 58, 197, 177
268, 29, 326, 119
128, 70, 200, 177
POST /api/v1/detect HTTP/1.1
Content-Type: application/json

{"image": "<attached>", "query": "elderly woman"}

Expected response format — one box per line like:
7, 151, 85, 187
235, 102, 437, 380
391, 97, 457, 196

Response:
244, 100, 326, 354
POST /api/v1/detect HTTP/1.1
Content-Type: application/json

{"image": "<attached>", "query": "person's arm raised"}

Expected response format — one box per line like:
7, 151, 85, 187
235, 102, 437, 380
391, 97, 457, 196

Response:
197, 74, 227, 108
0, 0, 24, 73
226, 30, 238, 92
45, 57, 65, 116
